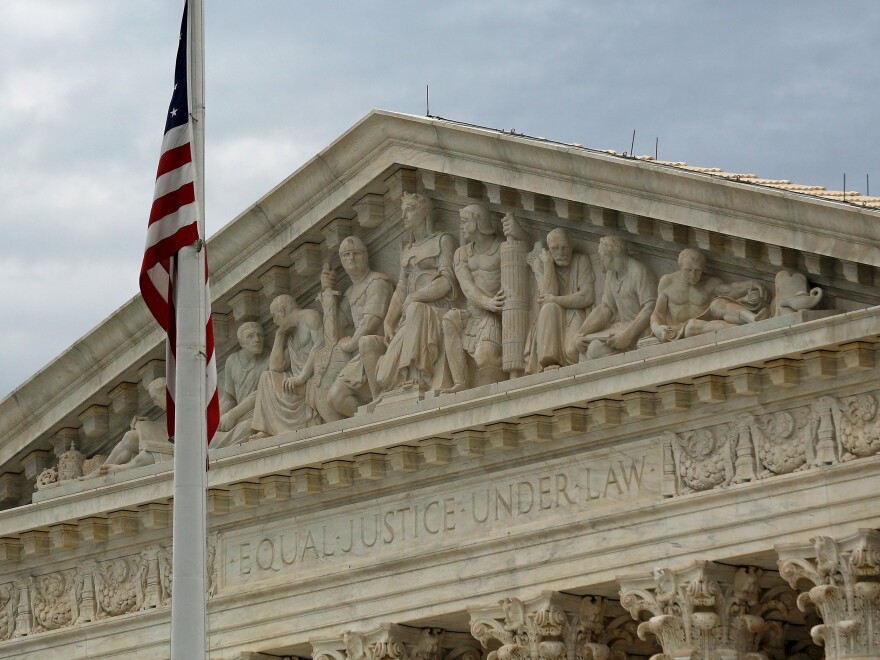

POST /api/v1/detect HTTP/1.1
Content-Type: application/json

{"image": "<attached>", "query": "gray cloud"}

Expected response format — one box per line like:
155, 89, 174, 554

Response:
1, 0, 878, 396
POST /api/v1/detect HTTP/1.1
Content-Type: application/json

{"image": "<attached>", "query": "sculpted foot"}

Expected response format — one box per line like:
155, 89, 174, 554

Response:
248, 431, 269, 441
443, 382, 469, 394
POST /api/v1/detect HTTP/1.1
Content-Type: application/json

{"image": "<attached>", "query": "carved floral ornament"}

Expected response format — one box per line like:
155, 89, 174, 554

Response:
663, 390, 880, 497
778, 529, 880, 659
311, 624, 481, 660
0, 544, 181, 640
618, 562, 786, 660
468, 591, 656, 660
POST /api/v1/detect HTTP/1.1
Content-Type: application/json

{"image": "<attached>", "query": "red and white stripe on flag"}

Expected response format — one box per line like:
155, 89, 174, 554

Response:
139, 1, 219, 445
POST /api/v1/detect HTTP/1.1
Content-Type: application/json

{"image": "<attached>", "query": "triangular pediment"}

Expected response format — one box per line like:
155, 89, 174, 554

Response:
1, 109, 879, 496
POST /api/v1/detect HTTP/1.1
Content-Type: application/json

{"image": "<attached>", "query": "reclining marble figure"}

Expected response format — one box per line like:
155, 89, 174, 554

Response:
250, 294, 323, 438
650, 248, 769, 342
84, 378, 172, 476
576, 236, 657, 360
375, 192, 458, 394
524, 227, 595, 373
212, 321, 270, 448
442, 204, 528, 392
327, 237, 394, 417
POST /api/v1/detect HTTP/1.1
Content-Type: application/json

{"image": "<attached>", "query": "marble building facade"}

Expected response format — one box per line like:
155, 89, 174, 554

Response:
0, 111, 879, 658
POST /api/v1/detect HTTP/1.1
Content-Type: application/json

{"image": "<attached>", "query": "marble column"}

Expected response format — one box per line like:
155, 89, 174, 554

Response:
619, 561, 779, 659
777, 528, 880, 659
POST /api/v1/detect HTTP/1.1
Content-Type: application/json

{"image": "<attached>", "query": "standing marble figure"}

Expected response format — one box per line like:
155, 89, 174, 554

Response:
576, 236, 656, 360
250, 294, 323, 438
213, 321, 270, 448
375, 193, 458, 394
328, 237, 394, 417
524, 228, 595, 373
442, 204, 527, 392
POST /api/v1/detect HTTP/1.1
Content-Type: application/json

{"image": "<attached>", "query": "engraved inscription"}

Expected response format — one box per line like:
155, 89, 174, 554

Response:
224, 452, 654, 587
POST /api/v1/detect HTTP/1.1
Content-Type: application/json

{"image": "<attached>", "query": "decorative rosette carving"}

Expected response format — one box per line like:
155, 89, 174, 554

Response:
835, 392, 880, 460
34, 466, 59, 491
666, 425, 735, 493
749, 408, 811, 477
93, 556, 146, 618
0, 583, 15, 641
30, 572, 76, 632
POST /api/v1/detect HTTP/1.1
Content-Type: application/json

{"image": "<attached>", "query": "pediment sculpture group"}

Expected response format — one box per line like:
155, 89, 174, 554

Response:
82, 192, 823, 476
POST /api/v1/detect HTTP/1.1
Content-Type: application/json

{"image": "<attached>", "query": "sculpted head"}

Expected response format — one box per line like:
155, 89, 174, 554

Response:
339, 236, 368, 279
269, 294, 297, 327
546, 228, 572, 267
678, 248, 706, 285
401, 192, 432, 233
236, 321, 264, 356
147, 377, 167, 411
597, 236, 627, 273
459, 203, 497, 242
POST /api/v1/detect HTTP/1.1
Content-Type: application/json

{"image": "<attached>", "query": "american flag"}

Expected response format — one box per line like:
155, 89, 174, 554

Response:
139, 1, 219, 444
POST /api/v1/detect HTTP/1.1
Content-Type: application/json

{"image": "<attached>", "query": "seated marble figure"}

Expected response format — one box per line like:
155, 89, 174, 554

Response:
84, 378, 172, 477
576, 236, 657, 360
212, 321, 270, 448
374, 192, 458, 394
651, 248, 769, 342
327, 237, 394, 418
442, 203, 528, 392
524, 227, 595, 373
249, 294, 323, 439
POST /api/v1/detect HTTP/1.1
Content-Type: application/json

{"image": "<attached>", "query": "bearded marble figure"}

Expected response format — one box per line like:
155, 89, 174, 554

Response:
212, 321, 270, 448
442, 203, 528, 392
327, 237, 394, 417
375, 192, 458, 394
524, 228, 595, 373
650, 248, 769, 342
84, 378, 172, 477
249, 294, 323, 438
576, 236, 656, 360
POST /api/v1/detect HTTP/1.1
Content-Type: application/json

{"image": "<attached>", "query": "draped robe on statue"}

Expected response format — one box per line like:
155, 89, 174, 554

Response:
376, 233, 456, 392
525, 251, 594, 373
251, 333, 319, 436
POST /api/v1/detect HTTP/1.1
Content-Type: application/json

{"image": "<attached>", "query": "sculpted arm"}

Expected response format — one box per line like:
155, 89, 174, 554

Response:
534, 250, 558, 297
220, 362, 237, 413
610, 267, 657, 349
577, 302, 613, 337
454, 247, 496, 311
613, 298, 655, 348
268, 327, 291, 373
345, 280, 393, 350
651, 276, 673, 337
712, 277, 763, 300
406, 234, 456, 305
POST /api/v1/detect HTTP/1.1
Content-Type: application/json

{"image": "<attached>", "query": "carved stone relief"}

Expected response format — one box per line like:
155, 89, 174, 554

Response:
662, 389, 880, 497
619, 562, 782, 659
469, 591, 656, 660
312, 624, 481, 660
778, 529, 880, 659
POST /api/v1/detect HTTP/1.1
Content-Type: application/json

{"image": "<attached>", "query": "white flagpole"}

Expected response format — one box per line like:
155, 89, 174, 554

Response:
171, 0, 209, 657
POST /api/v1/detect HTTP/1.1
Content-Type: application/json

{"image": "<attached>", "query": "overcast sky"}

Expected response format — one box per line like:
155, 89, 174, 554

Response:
1, 0, 878, 398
